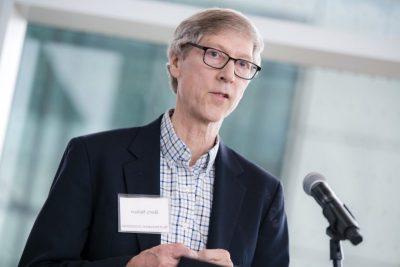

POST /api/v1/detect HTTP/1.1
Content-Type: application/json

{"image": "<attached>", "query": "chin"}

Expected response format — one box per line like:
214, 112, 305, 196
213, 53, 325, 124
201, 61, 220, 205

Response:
202, 110, 227, 123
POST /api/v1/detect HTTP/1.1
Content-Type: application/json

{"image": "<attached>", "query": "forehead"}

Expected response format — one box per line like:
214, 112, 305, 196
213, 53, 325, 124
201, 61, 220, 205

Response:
199, 31, 254, 60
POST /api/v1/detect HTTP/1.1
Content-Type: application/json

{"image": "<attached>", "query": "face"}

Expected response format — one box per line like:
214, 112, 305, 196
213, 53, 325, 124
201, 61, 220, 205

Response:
169, 30, 254, 124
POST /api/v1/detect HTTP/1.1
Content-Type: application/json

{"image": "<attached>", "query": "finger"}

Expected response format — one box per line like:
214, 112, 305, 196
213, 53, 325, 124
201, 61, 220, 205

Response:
197, 249, 232, 265
187, 249, 199, 259
198, 249, 229, 260
146, 246, 183, 267
165, 243, 196, 259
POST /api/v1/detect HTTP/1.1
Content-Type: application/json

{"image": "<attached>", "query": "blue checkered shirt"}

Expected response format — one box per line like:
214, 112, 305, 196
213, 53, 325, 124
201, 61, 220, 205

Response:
160, 110, 219, 251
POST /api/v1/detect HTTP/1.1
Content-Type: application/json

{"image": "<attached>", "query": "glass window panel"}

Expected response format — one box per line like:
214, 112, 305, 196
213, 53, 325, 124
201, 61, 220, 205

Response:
284, 68, 400, 267
165, 0, 400, 38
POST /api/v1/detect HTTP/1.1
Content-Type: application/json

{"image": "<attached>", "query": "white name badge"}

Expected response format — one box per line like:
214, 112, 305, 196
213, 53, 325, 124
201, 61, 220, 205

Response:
118, 194, 170, 233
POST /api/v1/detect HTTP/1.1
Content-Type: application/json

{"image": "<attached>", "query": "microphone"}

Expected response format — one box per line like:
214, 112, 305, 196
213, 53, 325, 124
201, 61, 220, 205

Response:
303, 172, 363, 245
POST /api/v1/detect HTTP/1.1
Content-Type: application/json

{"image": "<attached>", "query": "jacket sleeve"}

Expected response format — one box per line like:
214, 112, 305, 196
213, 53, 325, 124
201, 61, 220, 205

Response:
251, 181, 289, 267
18, 137, 132, 267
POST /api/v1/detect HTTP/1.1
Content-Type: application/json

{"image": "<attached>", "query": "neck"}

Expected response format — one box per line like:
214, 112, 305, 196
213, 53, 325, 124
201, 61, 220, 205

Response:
170, 109, 222, 166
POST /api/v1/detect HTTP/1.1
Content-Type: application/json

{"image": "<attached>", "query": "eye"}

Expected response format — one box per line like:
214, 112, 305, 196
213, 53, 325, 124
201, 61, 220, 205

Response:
207, 49, 222, 59
237, 60, 251, 69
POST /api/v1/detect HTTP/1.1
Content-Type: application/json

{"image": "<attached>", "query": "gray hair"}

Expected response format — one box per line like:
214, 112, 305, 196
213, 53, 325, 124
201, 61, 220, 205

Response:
167, 8, 264, 93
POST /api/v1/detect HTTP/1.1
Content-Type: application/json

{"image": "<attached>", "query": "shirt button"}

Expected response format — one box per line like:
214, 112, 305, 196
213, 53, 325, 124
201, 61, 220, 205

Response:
182, 221, 189, 230
181, 185, 191, 193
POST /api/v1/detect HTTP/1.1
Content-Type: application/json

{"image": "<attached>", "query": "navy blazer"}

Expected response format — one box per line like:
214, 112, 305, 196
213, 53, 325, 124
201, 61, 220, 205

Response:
19, 116, 289, 267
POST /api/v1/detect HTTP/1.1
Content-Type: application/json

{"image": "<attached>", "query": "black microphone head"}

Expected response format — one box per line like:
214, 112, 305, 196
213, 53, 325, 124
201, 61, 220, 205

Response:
303, 172, 326, 195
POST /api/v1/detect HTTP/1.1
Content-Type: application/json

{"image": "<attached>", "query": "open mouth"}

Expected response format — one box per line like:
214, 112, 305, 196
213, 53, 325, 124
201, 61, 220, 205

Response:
210, 92, 229, 99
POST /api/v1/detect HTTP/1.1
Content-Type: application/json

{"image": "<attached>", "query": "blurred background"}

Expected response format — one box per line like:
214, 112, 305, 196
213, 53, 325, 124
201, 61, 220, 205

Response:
0, 0, 399, 266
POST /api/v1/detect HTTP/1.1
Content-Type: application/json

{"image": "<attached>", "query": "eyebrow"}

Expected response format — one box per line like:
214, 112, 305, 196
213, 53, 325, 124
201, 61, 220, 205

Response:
202, 42, 253, 61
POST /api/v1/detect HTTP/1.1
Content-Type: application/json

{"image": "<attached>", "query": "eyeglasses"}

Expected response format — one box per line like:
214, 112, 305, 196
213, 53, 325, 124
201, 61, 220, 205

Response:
187, 42, 261, 80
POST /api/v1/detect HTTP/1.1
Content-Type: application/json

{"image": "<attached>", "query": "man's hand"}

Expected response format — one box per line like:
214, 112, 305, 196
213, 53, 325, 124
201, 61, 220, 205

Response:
126, 243, 197, 267
126, 244, 233, 267
197, 249, 233, 267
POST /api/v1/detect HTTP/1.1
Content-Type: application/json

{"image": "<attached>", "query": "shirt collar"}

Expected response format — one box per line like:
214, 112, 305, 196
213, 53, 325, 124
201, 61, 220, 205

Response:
160, 109, 219, 172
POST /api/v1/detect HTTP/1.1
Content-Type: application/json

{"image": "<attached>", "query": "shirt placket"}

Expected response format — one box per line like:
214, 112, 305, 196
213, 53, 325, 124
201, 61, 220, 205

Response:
177, 164, 193, 248
193, 167, 205, 251
163, 158, 178, 244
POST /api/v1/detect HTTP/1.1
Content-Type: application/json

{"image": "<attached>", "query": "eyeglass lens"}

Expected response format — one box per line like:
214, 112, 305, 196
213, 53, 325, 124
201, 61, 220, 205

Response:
204, 48, 258, 79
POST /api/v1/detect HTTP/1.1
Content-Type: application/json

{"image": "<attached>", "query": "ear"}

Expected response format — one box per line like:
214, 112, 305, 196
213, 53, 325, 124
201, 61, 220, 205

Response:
168, 54, 181, 79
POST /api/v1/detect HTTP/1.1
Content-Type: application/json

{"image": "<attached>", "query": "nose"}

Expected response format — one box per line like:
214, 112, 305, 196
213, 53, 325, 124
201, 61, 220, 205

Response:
217, 59, 235, 83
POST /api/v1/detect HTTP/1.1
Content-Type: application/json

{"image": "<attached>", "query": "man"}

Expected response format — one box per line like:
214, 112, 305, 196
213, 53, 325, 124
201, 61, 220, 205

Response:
19, 8, 289, 267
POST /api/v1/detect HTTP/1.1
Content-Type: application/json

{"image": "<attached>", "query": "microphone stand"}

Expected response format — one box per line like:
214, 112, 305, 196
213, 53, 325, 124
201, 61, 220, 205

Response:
324, 210, 345, 267
322, 206, 363, 267
329, 233, 343, 267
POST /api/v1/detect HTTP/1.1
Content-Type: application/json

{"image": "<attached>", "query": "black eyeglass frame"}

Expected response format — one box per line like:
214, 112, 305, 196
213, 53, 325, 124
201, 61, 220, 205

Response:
186, 42, 261, 80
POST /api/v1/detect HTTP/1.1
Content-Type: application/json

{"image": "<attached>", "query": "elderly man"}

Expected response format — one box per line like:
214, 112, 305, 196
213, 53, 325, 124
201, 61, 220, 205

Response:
19, 8, 289, 267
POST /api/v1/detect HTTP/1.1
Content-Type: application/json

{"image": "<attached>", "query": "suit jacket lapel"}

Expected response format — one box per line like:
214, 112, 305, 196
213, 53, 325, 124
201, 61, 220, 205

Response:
207, 142, 246, 250
123, 116, 162, 251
